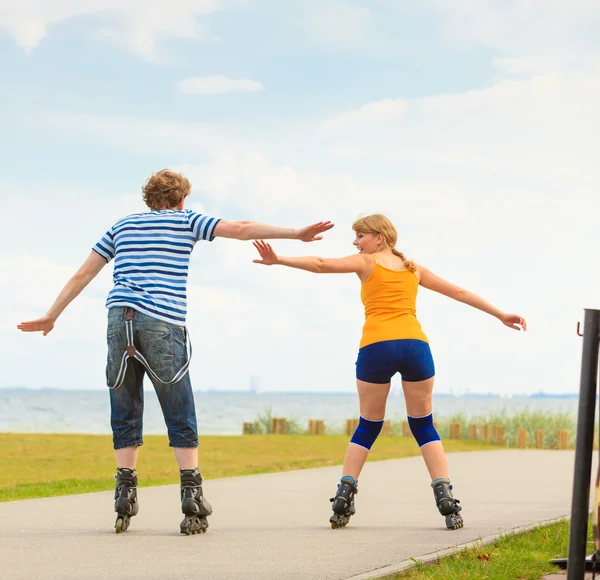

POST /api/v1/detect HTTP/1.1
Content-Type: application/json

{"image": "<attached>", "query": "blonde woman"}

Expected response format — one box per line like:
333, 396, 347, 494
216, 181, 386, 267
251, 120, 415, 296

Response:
253, 214, 526, 530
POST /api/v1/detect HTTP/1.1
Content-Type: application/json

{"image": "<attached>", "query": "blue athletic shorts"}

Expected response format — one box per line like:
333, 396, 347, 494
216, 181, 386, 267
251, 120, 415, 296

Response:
355, 339, 435, 384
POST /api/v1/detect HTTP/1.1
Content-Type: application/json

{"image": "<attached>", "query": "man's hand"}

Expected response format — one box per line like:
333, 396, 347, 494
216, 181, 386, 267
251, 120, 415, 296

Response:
17, 315, 56, 336
296, 221, 334, 242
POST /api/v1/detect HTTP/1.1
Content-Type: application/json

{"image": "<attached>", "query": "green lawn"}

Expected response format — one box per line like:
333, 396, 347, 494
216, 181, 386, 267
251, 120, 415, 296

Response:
0, 433, 495, 502
396, 517, 591, 580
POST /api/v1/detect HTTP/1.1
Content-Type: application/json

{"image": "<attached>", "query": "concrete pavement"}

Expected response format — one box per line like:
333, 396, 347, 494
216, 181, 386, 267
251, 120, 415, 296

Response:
0, 450, 582, 580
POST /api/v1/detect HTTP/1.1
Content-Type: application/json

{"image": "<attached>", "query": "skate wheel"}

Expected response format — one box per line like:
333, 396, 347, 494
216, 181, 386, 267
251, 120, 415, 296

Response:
115, 517, 124, 534
445, 515, 464, 530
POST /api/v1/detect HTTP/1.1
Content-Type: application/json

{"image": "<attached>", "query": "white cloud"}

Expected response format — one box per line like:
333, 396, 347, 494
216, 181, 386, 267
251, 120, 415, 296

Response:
323, 98, 408, 129
492, 56, 561, 76
28, 112, 234, 157
328, 145, 363, 158
308, 1, 372, 47
172, 153, 305, 218
0, 0, 228, 57
178, 75, 265, 95
427, 0, 600, 66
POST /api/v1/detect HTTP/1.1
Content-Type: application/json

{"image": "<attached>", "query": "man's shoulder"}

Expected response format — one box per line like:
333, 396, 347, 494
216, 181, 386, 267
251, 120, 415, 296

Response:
113, 211, 150, 227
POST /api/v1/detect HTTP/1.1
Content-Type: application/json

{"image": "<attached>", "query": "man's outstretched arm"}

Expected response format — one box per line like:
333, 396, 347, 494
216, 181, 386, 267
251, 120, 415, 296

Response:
17, 250, 107, 336
213, 220, 334, 242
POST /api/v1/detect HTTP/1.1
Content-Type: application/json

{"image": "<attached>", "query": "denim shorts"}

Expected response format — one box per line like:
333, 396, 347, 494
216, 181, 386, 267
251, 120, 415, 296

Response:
106, 307, 198, 450
355, 339, 435, 384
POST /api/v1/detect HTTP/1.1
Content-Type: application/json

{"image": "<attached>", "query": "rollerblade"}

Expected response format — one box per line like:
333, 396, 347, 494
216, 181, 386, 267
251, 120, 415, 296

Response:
431, 477, 463, 530
180, 468, 212, 535
114, 467, 139, 534
329, 476, 358, 529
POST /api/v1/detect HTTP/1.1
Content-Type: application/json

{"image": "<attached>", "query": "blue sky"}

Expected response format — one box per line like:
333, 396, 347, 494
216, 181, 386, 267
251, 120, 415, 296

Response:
1, 0, 599, 394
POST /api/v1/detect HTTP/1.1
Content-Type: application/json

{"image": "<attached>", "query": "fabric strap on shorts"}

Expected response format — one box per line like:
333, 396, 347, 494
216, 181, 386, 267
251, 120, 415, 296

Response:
108, 308, 192, 390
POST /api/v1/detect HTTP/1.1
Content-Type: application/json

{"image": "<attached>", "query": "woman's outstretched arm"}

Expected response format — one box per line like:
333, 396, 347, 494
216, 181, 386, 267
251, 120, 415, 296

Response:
418, 265, 527, 331
253, 240, 371, 275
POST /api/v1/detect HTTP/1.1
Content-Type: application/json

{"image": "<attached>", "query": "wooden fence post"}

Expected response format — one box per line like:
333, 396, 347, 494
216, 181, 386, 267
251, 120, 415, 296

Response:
243, 422, 257, 435
468, 424, 478, 440
516, 428, 527, 448
381, 420, 391, 436
449, 423, 461, 440
480, 424, 489, 442
490, 425, 498, 442
271, 418, 287, 434
345, 419, 359, 436
556, 430, 569, 450
535, 430, 544, 449
496, 426, 505, 446
402, 420, 411, 438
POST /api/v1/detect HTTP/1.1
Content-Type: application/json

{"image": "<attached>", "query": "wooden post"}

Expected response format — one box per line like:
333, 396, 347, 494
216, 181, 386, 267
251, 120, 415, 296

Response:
308, 419, 325, 435
496, 426, 505, 446
315, 420, 325, 435
449, 422, 461, 440
535, 429, 544, 449
468, 424, 478, 440
271, 418, 287, 434
490, 425, 498, 442
345, 419, 359, 436
480, 424, 489, 442
401, 420, 411, 438
381, 420, 391, 437
556, 430, 569, 450
516, 428, 527, 448
243, 422, 254, 435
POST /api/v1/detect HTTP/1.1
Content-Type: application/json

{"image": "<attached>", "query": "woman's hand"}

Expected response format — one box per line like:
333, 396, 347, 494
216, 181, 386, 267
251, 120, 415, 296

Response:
253, 240, 280, 265
499, 313, 527, 331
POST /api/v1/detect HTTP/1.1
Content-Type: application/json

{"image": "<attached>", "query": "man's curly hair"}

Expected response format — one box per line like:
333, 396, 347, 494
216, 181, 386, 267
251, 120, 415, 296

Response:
142, 170, 191, 210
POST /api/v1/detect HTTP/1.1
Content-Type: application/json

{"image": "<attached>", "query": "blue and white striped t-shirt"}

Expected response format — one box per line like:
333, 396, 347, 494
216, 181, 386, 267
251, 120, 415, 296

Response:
92, 210, 221, 326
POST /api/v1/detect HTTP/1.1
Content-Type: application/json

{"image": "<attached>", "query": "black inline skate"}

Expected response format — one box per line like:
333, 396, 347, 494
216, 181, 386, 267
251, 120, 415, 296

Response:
114, 467, 139, 534
431, 477, 463, 530
329, 476, 358, 529
180, 468, 212, 535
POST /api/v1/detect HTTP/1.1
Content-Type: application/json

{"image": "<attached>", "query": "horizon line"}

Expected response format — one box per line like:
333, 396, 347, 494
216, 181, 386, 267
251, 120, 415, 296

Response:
0, 386, 583, 398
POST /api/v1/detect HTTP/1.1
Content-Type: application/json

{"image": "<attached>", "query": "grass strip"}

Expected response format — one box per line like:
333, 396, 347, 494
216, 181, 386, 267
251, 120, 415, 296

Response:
0, 433, 495, 502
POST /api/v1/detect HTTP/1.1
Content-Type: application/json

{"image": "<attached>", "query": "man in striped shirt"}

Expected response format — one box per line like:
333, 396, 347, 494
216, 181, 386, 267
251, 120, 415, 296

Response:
17, 169, 334, 535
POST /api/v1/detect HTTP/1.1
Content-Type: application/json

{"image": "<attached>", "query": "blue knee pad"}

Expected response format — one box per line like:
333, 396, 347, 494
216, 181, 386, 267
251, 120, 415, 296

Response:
350, 416, 384, 450
408, 413, 440, 447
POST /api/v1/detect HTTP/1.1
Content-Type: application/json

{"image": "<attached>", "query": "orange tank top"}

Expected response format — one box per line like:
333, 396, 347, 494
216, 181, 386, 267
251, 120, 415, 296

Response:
359, 255, 428, 349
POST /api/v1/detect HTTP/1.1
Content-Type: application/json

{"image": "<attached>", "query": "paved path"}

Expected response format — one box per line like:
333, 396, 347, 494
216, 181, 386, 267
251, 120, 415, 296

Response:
0, 450, 583, 580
